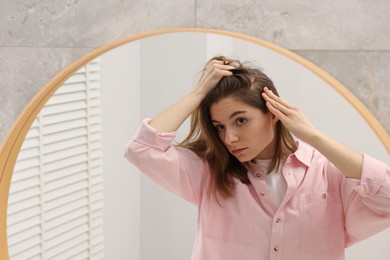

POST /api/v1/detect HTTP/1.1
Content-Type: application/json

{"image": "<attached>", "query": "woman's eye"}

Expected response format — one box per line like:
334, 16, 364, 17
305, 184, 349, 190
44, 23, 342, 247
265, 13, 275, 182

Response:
215, 125, 225, 131
237, 118, 247, 125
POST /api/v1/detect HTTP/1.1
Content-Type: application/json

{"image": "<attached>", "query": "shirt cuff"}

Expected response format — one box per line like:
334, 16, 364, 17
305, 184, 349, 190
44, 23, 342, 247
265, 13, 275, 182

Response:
131, 118, 177, 151
357, 154, 389, 196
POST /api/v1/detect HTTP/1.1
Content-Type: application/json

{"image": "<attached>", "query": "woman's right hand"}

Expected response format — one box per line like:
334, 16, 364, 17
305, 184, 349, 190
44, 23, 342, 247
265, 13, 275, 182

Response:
149, 59, 235, 133
194, 59, 236, 94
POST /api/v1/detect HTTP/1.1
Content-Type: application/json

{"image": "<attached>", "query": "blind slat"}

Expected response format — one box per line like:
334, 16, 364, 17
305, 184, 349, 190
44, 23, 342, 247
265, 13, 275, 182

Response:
45, 234, 89, 259
13, 157, 40, 172
16, 147, 40, 161
60, 73, 86, 85
45, 189, 88, 212
43, 145, 88, 165
45, 207, 89, 230
8, 244, 41, 260
43, 136, 88, 155
43, 127, 88, 145
42, 109, 87, 125
44, 153, 88, 173
44, 180, 88, 202
7, 226, 41, 249
8, 234, 41, 257
7, 214, 41, 236
24, 127, 39, 139
7, 205, 41, 226
42, 118, 87, 135
8, 176, 40, 194
45, 174, 88, 197
44, 163, 88, 183
7, 185, 40, 205
41, 100, 87, 116
45, 216, 88, 241
7, 196, 40, 215
9, 167, 40, 183
54, 81, 86, 94
45, 224, 89, 250
66, 250, 89, 260
46, 91, 87, 106
45, 198, 89, 221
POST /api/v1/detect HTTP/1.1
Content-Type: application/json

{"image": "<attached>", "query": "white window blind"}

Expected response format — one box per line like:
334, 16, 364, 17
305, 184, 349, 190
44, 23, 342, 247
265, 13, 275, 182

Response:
7, 59, 104, 260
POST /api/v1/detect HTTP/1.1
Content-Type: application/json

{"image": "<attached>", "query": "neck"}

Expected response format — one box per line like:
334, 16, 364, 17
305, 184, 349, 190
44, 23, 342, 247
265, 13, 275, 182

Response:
255, 136, 293, 160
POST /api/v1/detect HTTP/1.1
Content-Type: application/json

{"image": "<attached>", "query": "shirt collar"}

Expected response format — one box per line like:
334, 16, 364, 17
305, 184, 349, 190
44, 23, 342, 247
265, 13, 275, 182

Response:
290, 140, 313, 167
245, 140, 314, 168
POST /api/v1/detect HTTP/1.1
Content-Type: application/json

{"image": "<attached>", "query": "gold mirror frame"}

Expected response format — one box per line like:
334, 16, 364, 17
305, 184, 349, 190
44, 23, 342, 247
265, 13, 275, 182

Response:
1, 28, 389, 259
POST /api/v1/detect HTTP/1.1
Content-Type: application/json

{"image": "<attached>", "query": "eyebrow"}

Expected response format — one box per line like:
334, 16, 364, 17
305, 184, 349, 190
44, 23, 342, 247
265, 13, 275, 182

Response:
211, 110, 247, 123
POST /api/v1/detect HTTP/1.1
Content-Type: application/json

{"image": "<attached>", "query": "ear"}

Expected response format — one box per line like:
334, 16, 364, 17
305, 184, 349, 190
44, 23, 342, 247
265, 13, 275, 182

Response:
271, 114, 279, 125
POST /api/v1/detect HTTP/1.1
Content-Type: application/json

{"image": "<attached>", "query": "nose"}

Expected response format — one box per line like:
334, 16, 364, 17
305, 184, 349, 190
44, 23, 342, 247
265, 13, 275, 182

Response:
224, 128, 239, 145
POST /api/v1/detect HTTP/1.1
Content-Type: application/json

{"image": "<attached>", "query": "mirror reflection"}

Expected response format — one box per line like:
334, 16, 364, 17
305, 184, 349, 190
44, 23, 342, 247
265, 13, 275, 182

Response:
6, 31, 390, 260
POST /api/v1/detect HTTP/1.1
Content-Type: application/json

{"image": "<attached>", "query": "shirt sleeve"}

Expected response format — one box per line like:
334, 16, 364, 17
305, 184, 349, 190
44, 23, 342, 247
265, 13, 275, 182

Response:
338, 154, 390, 246
123, 118, 208, 205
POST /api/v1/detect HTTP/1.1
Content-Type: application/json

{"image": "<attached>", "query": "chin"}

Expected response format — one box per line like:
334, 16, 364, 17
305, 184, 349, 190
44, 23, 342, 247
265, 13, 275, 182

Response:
235, 155, 253, 163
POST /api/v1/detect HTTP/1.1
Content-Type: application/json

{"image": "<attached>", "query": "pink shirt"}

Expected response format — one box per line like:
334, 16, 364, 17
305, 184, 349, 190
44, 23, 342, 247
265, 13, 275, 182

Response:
124, 119, 390, 260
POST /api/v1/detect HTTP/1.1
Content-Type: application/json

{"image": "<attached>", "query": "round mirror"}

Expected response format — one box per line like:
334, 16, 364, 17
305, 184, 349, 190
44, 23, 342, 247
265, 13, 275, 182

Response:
1, 29, 389, 260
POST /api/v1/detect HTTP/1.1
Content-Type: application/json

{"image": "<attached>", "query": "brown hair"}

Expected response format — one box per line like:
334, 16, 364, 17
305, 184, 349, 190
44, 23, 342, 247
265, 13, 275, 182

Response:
179, 56, 297, 198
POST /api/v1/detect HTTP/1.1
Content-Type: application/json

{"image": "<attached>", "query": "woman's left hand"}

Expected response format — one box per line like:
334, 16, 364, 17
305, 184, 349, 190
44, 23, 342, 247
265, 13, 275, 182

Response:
262, 87, 364, 179
261, 87, 318, 143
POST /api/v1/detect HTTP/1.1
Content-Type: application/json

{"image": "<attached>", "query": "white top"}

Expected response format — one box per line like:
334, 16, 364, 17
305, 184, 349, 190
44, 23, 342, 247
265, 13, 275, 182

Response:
254, 159, 287, 208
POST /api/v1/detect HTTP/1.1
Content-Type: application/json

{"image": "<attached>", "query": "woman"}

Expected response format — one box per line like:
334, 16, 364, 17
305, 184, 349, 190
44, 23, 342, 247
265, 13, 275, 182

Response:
124, 56, 390, 260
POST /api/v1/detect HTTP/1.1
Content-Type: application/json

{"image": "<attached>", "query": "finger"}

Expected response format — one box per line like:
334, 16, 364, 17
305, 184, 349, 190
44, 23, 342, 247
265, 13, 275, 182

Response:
208, 65, 235, 78
224, 60, 240, 68
217, 69, 233, 77
202, 66, 233, 80
211, 64, 236, 71
208, 59, 236, 68
207, 60, 232, 69
265, 101, 288, 122
262, 87, 295, 109
208, 59, 224, 65
209, 59, 237, 66
262, 92, 293, 116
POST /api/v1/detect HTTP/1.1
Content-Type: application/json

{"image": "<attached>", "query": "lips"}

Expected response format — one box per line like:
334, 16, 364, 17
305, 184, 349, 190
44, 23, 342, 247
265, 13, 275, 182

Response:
231, 147, 247, 155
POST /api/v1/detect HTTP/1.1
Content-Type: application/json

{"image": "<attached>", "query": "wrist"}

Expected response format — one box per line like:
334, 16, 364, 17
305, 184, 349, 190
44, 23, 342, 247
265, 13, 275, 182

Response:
191, 87, 209, 98
304, 129, 326, 148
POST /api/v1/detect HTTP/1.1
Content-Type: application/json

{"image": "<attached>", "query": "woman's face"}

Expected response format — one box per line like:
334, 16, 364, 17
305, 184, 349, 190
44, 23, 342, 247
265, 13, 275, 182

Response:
210, 97, 277, 162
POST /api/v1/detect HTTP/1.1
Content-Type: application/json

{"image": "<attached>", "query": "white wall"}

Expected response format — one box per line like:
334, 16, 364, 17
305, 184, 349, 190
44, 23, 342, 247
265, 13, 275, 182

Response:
100, 41, 141, 260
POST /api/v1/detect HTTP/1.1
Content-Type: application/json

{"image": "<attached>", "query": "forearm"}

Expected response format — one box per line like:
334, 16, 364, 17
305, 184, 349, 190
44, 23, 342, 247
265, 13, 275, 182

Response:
307, 130, 363, 179
149, 89, 206, 133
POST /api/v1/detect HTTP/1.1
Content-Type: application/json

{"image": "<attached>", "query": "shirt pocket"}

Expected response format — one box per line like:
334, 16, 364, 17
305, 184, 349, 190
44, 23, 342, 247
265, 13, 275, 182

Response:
299, 191, 345, 253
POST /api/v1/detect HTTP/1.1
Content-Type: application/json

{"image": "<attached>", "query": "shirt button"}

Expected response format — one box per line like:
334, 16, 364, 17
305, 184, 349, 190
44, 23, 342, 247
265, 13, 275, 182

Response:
273, 246, 279, 252
322, 193, 327, 199
260, 192, 265, 196
276, 218, 281, 223
255, 173, 261, 178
